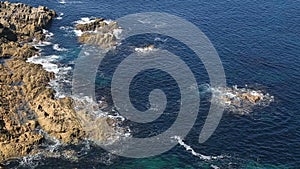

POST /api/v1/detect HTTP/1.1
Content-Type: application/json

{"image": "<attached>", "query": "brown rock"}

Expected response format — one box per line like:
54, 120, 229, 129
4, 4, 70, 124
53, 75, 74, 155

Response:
0, 1, 84, 162
240, 93, 261, 104
75, 18, 120, 48
0, 2, 122, 163
75, 18, 105, 32
0, 1, 56, 42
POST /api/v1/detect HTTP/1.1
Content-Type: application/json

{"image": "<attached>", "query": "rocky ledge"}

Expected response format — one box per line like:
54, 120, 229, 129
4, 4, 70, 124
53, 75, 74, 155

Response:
0, 1, 84, 162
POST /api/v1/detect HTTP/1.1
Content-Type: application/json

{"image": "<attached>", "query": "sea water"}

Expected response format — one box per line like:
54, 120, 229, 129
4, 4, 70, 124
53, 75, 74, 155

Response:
3, 0, 300, 168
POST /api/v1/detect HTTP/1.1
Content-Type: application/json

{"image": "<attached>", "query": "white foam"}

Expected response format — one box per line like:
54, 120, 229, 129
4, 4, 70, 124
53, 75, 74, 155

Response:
59, 26, 73, 31
56, 16, 63, 20
74, 29, 84, 36
74, 17, 96, 25
43, 29, 54, 39
19, 154, 42, 168
71, 95, 131, 142
51, 64, 73, 98
53, 44, 68, 51
55, 12, 64, 20
26, 52, 73, 98
135, 45, 156, 53
173, 136, 224, 161
27, 55, 60, 74
33, 40, 52, 47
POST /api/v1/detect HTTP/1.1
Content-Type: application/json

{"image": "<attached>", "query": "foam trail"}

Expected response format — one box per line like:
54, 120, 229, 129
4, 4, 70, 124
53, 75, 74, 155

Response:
173, 136, 224, 160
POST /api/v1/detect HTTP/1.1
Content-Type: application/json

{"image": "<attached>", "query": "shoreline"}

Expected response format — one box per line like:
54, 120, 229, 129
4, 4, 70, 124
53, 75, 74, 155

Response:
0, 1, 127, 162
0, 1, 84, 161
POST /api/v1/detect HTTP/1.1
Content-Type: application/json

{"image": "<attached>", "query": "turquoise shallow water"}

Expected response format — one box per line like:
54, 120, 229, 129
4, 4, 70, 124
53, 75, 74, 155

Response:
3, 0, 300, 168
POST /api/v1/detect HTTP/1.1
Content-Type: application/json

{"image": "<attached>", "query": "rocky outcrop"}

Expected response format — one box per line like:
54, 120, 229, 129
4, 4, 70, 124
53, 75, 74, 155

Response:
0, 2, 84, 162
0, 42, 38, 59
0, 1, 56, 42
75, 19, 120, 48
211, 85, 274, 114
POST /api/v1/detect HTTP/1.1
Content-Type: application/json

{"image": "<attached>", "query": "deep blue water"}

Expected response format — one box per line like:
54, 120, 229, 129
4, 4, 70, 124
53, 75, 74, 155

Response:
4, 0, 300, 168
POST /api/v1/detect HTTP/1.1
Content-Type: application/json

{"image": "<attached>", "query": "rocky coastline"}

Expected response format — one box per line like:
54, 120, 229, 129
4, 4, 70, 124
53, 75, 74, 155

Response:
0, 1, 84, 162
0, 1, 126, 162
